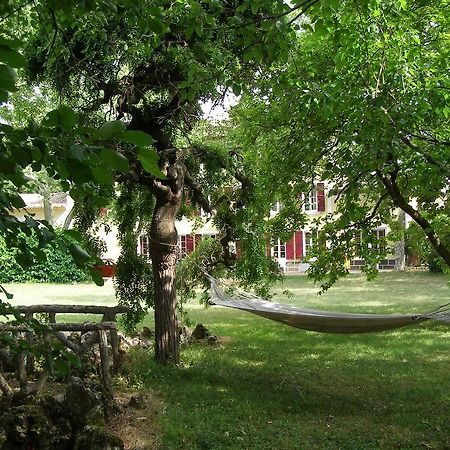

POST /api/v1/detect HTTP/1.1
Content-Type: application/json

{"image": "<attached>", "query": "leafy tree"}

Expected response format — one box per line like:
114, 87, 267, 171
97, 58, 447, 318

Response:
227, 0, 450, 288
1, 0, 307, 363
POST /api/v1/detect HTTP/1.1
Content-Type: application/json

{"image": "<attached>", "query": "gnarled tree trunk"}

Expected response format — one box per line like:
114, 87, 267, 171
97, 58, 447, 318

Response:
149, 164, 184, 364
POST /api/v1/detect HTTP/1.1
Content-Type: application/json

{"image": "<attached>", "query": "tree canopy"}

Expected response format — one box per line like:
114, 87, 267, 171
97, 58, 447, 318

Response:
227, 0, 450, 288
0, 0, 304, 362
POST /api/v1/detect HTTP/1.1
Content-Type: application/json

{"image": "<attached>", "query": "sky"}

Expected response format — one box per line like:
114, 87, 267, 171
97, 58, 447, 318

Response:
200, 93, 240, 120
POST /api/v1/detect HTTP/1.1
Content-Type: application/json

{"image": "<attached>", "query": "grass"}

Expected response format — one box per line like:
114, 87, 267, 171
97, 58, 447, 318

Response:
133, 272, 450, 450
3, 272, 450, 449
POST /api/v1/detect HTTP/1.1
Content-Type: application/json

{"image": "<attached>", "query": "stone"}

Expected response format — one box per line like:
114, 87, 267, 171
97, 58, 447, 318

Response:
0, 403, 71, 450
80, 331, 96, 346
64, 377, 104, 429
191, 324, 209, 340
139, 327, 153, 339
207, 335, 218, 345
73, 425, 124, 450
178, 325, 190, 344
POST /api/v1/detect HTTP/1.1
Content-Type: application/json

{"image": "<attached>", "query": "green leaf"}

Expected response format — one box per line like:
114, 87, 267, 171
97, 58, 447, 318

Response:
137, 147, 166, 178
10, 194, 25, 209
0, 37, 21, 49
63, 229, 83, 241
89, 266, 105, 286
147, 5, 163, 16
69, 243, 91, 267
0, 45, 27, 68
147, 17, 168, 34
0, 64, 17, 92
91, 165, 114, 184
95, 121, 126, 140
119, 130, 155, 147
99, 148, 129, 172
45, 106, 77, 130
38, 228, 54, 248
0, 285, 13, 300
16, 251, 33, 268
231, 83, 242, 96
69, 144, 89, 162
0, 87, 9, 102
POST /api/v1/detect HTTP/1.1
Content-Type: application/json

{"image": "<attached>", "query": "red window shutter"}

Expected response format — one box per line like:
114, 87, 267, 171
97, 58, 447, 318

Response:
186, 235, 194, 253
295, 231, 303, 259
286, 236, 294, 260
194, 234, 202, 249
317, 183, 325, 212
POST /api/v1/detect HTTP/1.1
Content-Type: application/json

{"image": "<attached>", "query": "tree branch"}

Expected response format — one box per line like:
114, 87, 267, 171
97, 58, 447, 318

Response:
0, 0, 34, 22
182, 165, 212, 214
400, 134, 450, 176
409, 132, 450, 147
376, 169, 450, 268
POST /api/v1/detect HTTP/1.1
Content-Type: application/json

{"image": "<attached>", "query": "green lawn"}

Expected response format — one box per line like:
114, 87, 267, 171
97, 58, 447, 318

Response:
3, 272, 450, 449
134, 272, 450, 450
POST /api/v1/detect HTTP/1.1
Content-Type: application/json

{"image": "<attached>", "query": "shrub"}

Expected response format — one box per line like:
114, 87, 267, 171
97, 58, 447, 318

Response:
0, 231, 90, 283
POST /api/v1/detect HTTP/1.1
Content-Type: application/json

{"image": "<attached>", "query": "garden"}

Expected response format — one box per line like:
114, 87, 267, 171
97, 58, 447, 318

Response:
3, 272, 450, 449
1, 0, 449, 449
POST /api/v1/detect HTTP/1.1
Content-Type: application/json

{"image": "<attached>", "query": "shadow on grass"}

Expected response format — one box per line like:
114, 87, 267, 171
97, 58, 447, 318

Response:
127, 319, 450, 450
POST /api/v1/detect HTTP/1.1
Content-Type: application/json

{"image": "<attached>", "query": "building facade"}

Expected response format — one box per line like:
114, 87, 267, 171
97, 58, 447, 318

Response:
136, 183, 396, 273
16, 187, 397, 273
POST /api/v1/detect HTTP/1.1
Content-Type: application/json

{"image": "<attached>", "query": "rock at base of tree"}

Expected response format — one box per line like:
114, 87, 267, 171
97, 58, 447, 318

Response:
139, 327, 153, 340
207, 335, 218, 345
73, 425, 124, 450
191, 324, 209, 340
178, 324, 190, 344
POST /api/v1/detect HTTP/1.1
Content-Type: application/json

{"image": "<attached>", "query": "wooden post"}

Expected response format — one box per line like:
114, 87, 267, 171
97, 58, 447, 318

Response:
103, 311, 120, 371
17, 341, 27, 392
43, 332, 53, 374
98, 330, 112, 393
25, 311, 35, 373
0, 370, 13, 397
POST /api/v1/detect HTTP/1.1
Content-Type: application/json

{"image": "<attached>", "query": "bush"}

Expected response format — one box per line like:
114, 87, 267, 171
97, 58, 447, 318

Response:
428, 249, 444, 273
0, 231, 90, 283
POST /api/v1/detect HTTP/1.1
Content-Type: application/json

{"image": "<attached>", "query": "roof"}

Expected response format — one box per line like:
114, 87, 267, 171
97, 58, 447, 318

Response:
19, 193, 69, 209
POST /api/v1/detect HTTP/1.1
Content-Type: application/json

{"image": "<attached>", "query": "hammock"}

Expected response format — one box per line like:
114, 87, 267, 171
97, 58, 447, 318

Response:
208, 277, 450, 334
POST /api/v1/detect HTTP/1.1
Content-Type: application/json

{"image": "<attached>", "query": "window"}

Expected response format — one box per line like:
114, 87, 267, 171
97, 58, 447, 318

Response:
373, 228, 386, 254
270, 201, 282, 213
178, 235, 188, 256
139, 235, 150, 260
303, 189, 317, 211
272, 239, 286, 259
304, 232, 315, 256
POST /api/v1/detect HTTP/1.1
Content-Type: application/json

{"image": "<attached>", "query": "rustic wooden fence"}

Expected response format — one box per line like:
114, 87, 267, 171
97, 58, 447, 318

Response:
0, 304, 129, 395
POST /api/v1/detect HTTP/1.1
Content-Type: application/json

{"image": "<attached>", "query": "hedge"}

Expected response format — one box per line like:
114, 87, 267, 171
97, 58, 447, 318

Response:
0, 232, 90, 283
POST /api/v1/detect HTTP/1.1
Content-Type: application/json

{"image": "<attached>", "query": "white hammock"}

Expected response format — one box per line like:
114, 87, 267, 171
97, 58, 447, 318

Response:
208, 277, 450, 334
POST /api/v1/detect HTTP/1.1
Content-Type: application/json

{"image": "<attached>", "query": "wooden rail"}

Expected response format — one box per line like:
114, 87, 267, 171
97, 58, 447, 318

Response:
0, 304, 130, 393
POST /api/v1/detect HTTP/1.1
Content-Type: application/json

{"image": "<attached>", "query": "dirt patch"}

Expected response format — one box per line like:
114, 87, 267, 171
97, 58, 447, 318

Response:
217, 335, 234, 344
108, 390, 163, 450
